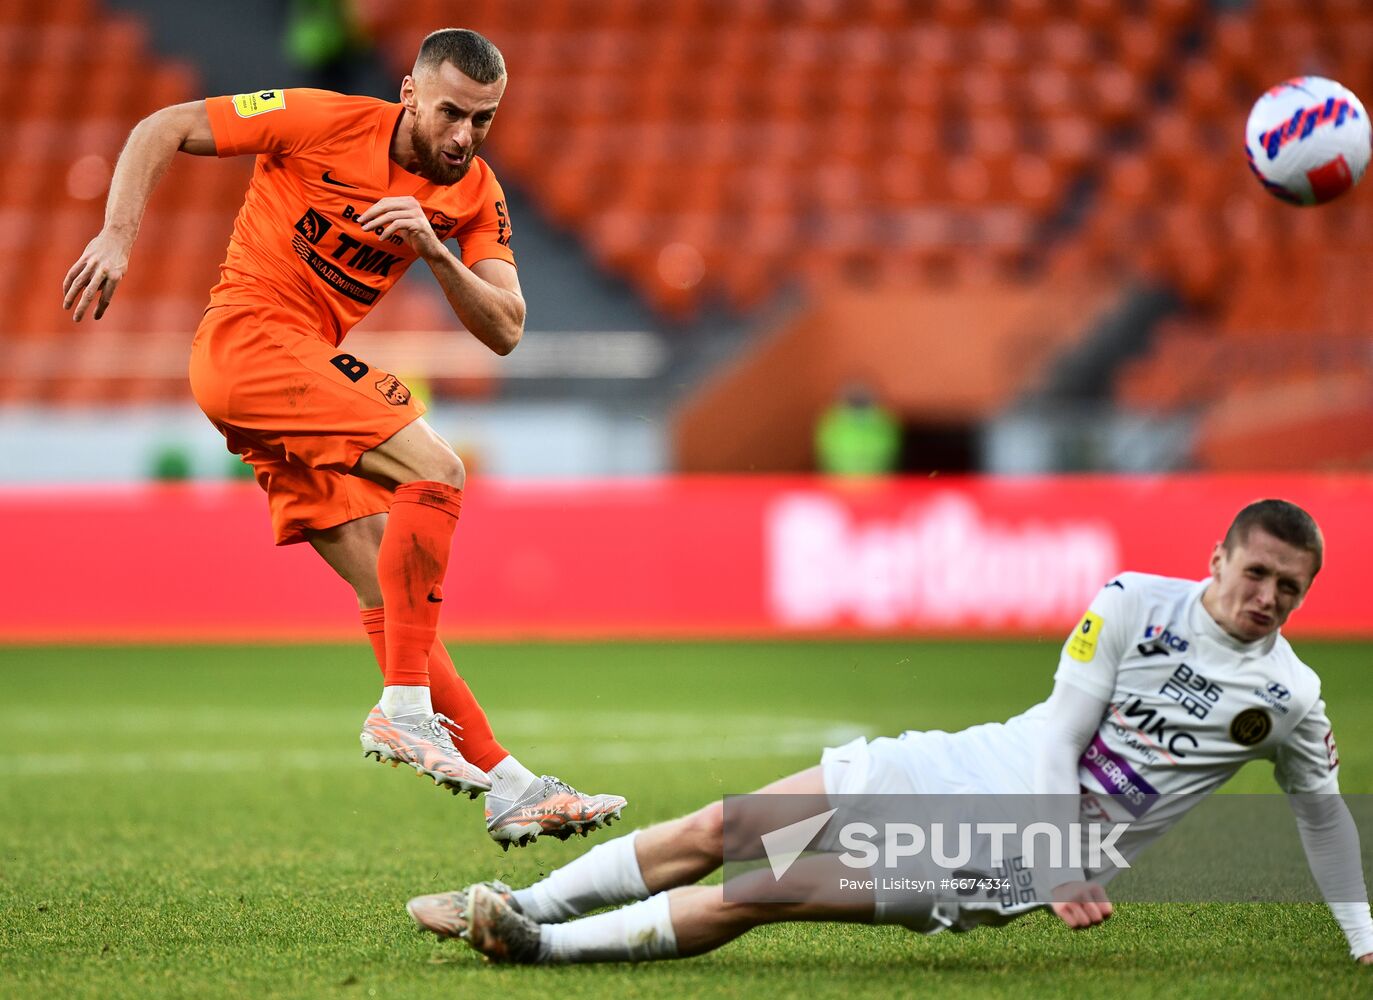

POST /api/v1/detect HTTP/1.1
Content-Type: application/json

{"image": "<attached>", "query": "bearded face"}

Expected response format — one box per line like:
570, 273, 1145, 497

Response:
402, 63, 505, 186
410, 112, 473, 184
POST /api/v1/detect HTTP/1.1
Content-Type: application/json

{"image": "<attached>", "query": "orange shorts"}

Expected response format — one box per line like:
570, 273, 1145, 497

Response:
189, 302, 426, 545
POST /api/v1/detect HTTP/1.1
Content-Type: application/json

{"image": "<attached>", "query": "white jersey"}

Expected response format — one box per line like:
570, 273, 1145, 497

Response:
834, 570, 1366, 952
1049, 572, 1340, 809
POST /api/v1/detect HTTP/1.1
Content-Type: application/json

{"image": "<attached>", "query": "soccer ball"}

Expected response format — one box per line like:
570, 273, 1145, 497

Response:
1245, 76, 1371, 205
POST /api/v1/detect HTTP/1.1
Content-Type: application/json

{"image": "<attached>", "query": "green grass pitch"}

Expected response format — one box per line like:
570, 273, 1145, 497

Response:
2, 639, 1370, 999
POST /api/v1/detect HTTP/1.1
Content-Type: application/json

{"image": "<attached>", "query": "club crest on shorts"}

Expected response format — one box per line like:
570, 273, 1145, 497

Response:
375, 374, 411, 406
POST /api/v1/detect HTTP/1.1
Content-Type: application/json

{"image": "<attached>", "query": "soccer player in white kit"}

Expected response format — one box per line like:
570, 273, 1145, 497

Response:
407, 500, 1373, 965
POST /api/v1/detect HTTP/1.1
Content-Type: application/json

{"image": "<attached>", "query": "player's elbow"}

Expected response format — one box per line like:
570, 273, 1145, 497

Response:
146, 101, 216, 156
490, 308, 524, 356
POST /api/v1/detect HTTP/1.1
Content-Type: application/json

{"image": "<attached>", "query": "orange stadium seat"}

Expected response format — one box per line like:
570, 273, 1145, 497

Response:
8, 0, 1364, 444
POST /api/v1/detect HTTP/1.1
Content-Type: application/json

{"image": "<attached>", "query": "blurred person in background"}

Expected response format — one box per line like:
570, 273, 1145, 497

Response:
61, 28, 625, 849
285, 0, 374, 94
814, 382, 901, 477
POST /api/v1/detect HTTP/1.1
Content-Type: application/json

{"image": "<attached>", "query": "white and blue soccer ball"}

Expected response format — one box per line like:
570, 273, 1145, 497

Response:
1245, 76, 1371, 205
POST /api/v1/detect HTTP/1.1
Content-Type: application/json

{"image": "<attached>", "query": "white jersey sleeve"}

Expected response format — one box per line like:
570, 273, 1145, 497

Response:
1274, 696, 1341, 794
1274, 695, 1371, 958
1052, 575, 1139, 700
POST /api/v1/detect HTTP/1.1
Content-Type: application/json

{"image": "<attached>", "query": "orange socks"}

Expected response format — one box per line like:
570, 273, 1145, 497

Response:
360, 609, 508, 772
377, 481, 463, 687
427, 641, 507, 771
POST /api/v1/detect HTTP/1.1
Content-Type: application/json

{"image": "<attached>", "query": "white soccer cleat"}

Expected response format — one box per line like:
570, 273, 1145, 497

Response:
462, 883, 543, 963
359, 706, 491, 797
406, 880, 519, 939
484, 775, 627, 850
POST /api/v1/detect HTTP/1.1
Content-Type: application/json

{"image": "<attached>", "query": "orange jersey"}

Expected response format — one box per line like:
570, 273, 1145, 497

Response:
204, 88, 515, 345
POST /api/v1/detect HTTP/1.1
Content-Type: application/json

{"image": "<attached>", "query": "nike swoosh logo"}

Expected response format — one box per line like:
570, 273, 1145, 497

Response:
426, 594, 443, 603
321, 170, 359, 189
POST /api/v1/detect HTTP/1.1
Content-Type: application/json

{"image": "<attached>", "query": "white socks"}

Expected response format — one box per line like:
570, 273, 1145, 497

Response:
379, 685, 432, 721
513, 829, 650, 923
538, 891, 678, 963
486, 754, 540, 799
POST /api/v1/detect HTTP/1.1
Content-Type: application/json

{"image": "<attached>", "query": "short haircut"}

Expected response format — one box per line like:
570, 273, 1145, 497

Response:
1222, 499, 1324, 578
414, 29, 506, 83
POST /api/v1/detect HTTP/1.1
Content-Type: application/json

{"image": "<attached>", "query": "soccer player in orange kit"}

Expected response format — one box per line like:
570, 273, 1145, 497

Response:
61, 29, 625, 849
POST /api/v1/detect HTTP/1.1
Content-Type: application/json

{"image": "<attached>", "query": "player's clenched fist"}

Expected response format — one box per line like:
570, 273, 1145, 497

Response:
63, 228, 134, 322
1050, 880, 1113, 930
356, 197, 446, 260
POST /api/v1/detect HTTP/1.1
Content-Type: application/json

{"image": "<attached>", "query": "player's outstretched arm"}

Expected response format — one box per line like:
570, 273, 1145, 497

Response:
63, 100, 217, 322
356, 196, 525, 355
1287, 791, 1373, 961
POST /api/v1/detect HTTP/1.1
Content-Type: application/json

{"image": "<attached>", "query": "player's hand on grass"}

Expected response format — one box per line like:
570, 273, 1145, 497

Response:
63, 228, 133, 321
1050, 880, 1113, 930
357, 197, 446, 260
1358, 952, 1372, 964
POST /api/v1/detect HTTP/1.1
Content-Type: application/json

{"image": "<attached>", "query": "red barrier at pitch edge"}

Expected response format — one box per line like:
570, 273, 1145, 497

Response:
3, 475, 1370, 642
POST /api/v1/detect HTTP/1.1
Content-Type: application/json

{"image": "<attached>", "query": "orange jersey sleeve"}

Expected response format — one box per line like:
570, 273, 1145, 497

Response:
203, 88, 517, 345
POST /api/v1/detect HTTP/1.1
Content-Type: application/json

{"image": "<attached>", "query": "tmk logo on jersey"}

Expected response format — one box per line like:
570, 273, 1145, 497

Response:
1139, 625, 1189, 655
294, 208, 404, 276
295, 207, 332, 245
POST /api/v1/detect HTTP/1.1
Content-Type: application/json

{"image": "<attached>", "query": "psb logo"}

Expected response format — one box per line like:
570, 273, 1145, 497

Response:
233, 89, 286, 118
295, 207, 332, 246
375, 374, 411, 406
1229, 708, 1272, 747
1140, 625, 1189, 654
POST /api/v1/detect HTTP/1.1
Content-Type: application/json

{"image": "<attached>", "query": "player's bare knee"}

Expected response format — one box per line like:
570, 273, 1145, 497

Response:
682, 801, 725, 862
424, 449, 465, 490
393, 447, 464, 490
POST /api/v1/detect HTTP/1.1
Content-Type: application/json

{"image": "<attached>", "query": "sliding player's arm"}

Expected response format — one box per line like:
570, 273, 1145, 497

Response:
1275, 702, 1373, 963
63, 101, 216, 321
1034, 578, 1133, 929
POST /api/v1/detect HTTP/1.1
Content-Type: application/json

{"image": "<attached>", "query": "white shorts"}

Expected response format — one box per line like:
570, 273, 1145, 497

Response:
818, 711, 1052, 934
820, 710, 1046, 800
